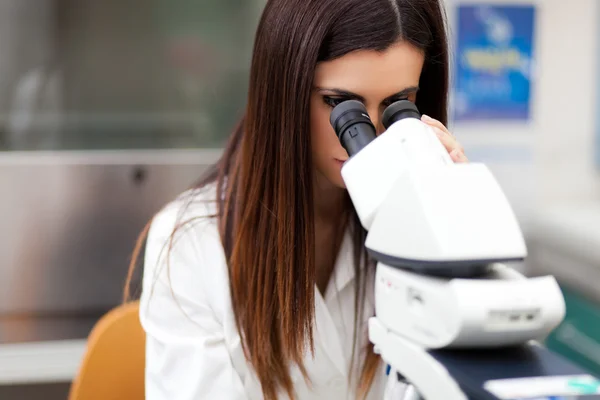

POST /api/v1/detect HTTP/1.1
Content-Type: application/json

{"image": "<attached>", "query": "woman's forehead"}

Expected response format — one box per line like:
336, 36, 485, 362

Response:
313, 41, 424, 98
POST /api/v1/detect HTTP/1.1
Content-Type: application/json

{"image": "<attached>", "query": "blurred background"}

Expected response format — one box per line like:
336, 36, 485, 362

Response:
0, 0, 598, 399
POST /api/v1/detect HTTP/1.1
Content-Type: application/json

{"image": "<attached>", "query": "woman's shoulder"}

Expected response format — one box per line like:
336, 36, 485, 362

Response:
140, 181, 239, 346
147, 182, 225, 252
147, 180, 225, 257
151, 182, 220, 233
143, 181, 228, 307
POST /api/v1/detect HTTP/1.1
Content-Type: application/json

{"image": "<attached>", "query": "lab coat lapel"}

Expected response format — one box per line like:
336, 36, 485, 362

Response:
314, 230, 355, 377
326, 230, 355, 303
314, 289, 348, 377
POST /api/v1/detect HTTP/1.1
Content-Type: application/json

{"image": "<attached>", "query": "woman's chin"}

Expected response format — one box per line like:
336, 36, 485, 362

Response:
333, 160, 348, 188
332, 182, 346, 190
330, 174, 347, 189
313, 166, 347, 190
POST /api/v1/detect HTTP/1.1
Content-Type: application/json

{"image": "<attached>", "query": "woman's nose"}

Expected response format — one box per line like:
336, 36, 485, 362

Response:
367, 107, 386, 135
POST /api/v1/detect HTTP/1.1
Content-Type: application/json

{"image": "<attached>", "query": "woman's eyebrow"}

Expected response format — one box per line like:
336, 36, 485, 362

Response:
315, 87, 366, 102
314, 86, 420, 103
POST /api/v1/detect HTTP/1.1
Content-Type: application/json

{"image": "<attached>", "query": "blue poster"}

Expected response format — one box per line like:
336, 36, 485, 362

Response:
453, 5, 536, 121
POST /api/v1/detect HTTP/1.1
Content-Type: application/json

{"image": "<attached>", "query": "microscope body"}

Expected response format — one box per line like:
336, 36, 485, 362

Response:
328, 100, 595, 399
339, 112, 565, 350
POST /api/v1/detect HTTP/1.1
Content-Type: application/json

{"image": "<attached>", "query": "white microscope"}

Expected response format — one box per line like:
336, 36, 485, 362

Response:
330, 100, 600, 400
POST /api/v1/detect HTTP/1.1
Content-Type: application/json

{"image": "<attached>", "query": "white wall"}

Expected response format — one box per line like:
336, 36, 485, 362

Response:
446, 0, 600, 222
533, 0, 599, 204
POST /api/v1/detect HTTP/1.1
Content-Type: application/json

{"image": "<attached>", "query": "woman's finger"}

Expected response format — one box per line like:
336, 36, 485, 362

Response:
450, 148, 469, 163
433, 127, 468, 163
433, 127, 463, 153
422, 114, 451, 136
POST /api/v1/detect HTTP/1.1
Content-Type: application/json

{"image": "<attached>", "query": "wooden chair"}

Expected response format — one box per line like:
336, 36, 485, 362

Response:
68, 301, 145, 400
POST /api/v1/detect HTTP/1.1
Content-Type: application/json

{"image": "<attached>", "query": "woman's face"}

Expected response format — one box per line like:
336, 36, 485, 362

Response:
310, 41, 425, 189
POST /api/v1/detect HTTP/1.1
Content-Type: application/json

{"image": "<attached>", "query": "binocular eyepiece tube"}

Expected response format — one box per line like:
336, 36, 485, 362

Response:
329, 99, 421, 157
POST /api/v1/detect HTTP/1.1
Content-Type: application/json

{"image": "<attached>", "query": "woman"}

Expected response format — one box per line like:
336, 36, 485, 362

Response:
125, 0, 468, 398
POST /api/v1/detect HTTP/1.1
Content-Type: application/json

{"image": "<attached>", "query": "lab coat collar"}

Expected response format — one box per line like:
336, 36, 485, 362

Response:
325, 228, 357, 303
314, 228, 362, 377
314, 289, 347, 378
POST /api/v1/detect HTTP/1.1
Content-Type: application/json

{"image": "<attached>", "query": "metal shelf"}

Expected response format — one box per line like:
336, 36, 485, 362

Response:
0, 340, 86, 385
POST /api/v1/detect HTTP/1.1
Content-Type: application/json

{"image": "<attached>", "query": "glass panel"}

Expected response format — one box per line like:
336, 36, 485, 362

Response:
0, 0, 263, 150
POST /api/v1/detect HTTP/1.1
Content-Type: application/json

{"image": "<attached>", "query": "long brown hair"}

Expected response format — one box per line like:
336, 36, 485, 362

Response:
125, 0, 449, 398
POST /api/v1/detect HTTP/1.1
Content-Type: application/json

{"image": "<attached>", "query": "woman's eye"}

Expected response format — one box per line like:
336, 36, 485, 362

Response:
323, 96, 349, 108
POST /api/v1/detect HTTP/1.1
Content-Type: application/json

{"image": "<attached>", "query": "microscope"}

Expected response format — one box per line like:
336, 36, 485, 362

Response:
330, 100, 600, 399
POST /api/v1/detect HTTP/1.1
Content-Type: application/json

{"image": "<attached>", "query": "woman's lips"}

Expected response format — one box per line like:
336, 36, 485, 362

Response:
335, 158, 347, 167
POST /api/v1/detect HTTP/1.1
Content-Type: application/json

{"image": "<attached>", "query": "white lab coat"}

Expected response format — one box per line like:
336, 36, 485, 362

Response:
139, 184, 391, 399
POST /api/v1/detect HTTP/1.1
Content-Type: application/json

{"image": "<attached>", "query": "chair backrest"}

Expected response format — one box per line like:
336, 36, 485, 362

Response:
69, 301, 145, 400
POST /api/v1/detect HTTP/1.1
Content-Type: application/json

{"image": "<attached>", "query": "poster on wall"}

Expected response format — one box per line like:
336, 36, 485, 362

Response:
453, 5, 536, 122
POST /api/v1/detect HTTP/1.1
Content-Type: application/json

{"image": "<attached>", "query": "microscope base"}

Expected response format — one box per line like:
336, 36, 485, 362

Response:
369, 317, 600, 399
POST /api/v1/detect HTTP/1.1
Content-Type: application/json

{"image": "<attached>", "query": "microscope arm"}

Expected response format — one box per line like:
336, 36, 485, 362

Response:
370, 317, 467, 400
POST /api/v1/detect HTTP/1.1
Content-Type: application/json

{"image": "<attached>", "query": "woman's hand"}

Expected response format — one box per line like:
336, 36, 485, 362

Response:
421, 115, 469, 163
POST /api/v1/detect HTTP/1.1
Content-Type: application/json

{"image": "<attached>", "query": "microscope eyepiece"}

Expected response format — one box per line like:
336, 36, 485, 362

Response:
382, 100, 421, 129
330, 100, 376, 157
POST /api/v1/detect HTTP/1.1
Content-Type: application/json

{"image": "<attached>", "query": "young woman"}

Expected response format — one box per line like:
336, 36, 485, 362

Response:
126, 0, 468, 398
